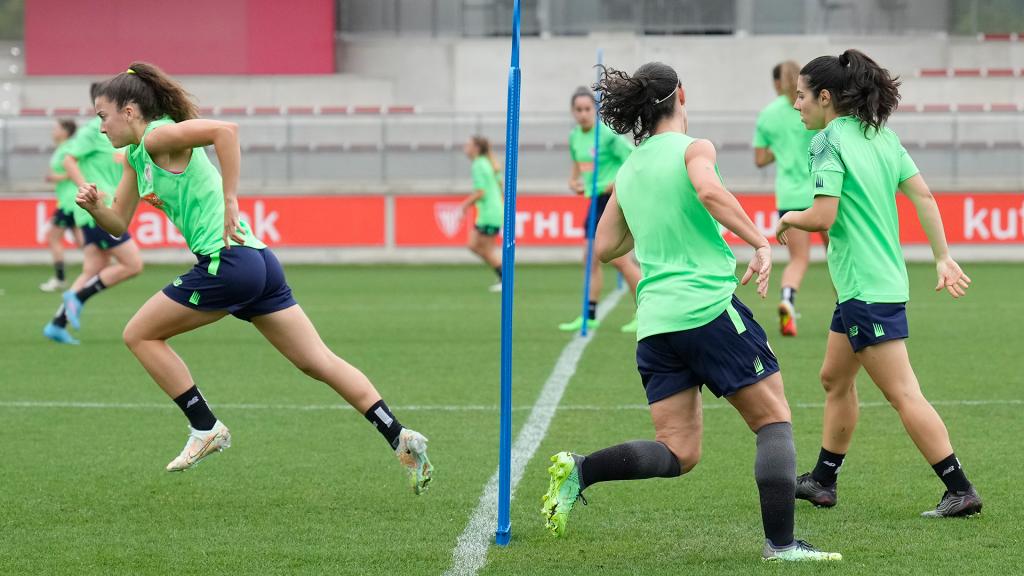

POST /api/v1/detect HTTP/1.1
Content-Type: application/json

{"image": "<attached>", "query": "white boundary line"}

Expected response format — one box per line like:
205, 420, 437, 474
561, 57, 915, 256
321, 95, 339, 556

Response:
0, 399, 1019, 412
443, 288, 627, 576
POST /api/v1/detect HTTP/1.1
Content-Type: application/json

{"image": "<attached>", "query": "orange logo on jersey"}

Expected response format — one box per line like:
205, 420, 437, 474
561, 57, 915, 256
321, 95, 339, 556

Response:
141, 193, 165, 208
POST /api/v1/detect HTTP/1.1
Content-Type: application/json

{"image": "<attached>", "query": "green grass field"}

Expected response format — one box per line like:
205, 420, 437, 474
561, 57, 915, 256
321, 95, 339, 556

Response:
1, 261, 1021, 575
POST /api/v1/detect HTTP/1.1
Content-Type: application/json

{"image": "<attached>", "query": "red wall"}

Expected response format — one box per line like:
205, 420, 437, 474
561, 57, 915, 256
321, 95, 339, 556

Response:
25, 0, 335, 75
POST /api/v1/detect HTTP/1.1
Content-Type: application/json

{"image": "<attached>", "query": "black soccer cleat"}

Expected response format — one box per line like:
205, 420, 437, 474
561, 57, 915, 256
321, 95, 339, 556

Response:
795, 472, 837, 508
921, 486, 983, 518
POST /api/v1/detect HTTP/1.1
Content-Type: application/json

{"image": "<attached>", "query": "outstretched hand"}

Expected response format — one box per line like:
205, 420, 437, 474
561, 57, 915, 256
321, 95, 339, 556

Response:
740, 245, 772, 299
935, 257, 971, 298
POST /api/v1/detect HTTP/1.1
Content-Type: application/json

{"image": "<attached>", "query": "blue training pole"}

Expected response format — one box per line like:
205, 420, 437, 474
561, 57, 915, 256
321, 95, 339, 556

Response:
580, 49, 604, 337
495, 0, 522, 548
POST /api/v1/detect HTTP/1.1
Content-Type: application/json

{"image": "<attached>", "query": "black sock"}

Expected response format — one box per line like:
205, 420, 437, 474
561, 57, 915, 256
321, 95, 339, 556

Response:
494, 266, 502, 280
172, 385, 218, 431
75, 275, 106, 304
932, 453, 971, 492
55, 261, 65, 282
578, 440, 681, 490
587, 300, 597, 320
52, 304, 68, 328
810, 447, 845, 487
781, 286, 796, 305
756, 422, 796, 548
364, 399, 403, 449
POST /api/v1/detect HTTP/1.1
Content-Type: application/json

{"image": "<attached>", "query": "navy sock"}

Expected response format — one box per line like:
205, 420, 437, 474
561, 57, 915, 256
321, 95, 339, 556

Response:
932, 453, 971, 492
494, 266, 502, 280
76, 275, 106, 304
364, 399, 403, 449
52, 304, 68, 328
55, 261, 65, 282
172, 385, 218, 431
811, 447, 845, 487
587, 300, 597, 320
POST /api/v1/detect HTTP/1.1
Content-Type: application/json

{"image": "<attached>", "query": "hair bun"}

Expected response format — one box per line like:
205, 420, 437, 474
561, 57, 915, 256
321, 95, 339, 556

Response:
838, 51, 851, 66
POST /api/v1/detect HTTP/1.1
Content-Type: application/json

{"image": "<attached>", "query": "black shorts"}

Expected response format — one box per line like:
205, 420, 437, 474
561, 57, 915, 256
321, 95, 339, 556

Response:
586, 192, 612, 230
829, 299, 909, 352
51, 208, 76, 229
82, 225, 132, 249
475, 224, 500, 236
636, 295, 780, 403
163, 246, 297, 322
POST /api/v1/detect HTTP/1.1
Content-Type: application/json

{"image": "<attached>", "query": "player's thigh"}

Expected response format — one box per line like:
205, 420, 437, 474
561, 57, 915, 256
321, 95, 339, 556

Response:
650, 387, 703, 468
108, 239, 143, 270
820, 329, 860, 392
856, 339, 923, 404
251, 305, 333, 369
124, 291, 226, 344
727, 371, 791, 431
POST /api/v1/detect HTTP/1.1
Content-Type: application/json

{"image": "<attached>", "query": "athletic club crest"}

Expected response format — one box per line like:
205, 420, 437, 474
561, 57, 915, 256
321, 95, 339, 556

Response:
434, 202, 464, 239
141, 193, 164, 208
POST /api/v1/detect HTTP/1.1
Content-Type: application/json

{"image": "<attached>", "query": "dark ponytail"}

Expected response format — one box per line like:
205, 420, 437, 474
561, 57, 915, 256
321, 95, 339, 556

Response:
96, 61, 199, 122
800, 49, 901, 135
594, 62, 679, 145
471, 134, 500, 173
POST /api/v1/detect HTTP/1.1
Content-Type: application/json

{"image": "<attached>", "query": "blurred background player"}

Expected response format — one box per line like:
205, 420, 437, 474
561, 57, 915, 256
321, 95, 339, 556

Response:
78, 62, 432, 492
459, 135, 503, 292
778, 49, 981, 518
39, 118, 82, 292
560, 86, 641, 333
542, 62, 841, 562
753, 60, 827, 337
44, 83, 143, 345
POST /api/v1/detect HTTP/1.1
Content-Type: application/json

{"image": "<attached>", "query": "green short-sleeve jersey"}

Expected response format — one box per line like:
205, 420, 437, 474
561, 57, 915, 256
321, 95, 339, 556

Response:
615, 132, 738, 341
127, 117, 264, 256
471, 156, 503, 228
64, 117, 124, 228
49, 141, 77, 212
810, 116, 919, 304
569, 124, 634, 197
753, 95, 818, 211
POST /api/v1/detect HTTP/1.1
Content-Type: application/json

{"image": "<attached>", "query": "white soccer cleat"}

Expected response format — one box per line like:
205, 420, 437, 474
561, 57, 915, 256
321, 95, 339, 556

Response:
395, 428, 433, 495
488, 282, 503, 293
39, 277, 66, 292
166, 421, 232, 472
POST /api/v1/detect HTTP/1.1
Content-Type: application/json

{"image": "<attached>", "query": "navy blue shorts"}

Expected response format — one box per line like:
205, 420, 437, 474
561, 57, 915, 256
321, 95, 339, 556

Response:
82, 225, 132, 250
586, 192, 612, 230
475, 224, 500, 236
830, 299, 909, 352
163, 246, 297, 322
51, 208, 76, 229
636, 295, 780, 403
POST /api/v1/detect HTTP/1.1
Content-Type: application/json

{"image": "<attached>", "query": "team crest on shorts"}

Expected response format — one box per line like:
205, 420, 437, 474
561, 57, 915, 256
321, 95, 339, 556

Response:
848, 325, 859, 337
172, 277, 182, 287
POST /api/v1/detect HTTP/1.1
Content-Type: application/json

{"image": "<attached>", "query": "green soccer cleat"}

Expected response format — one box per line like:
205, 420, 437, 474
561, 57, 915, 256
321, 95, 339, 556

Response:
541, 451, 585, 537
762, 539, 843, 562
395, 428, 433, 495
558, 316, 600, 332
620, 315, 638, 333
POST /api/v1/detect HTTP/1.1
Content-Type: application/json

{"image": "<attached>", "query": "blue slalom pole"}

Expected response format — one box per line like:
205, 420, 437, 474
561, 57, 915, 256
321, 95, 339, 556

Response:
495, 0, 521, 548
580, 49, 603, 337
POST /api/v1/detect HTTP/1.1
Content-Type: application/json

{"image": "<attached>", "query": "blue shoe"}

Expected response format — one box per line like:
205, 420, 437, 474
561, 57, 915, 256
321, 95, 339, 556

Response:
62, 290, 83, 330
43, 322, 80, 345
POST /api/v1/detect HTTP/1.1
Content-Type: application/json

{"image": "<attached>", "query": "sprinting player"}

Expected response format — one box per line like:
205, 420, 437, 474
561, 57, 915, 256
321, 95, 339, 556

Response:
76, 62, 432, 493
459, 135, 503, 292
777, 49, 981, 517
541, 62, 841, 562
39, 118, 82, 292
560, 87, 642, 333
753, 61, 827, 336
44, 84, 144, 345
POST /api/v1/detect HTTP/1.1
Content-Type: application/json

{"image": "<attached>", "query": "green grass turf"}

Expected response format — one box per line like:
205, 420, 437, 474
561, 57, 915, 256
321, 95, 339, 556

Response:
0, 261, 1021, 575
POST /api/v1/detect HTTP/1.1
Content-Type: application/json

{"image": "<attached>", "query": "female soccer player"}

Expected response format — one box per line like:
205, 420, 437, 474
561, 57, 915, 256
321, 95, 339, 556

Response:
44, 85, 144, 345
459, 135, 503, 292
75, 62, 432, 494
39, 118, 81, 292
560, 87, 642, 333
777, 49, 981, 517
753, 61, 827, 336
541, 62, 840, 562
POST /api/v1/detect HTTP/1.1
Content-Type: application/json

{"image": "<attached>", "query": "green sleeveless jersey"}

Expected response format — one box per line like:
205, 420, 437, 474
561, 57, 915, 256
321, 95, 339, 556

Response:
49, 141, 77, 212
569, 124, 634, 197
810, 116, 918, 304
615, 132, 738, 341
127, 117, 264, 256
471, 156, 503, 228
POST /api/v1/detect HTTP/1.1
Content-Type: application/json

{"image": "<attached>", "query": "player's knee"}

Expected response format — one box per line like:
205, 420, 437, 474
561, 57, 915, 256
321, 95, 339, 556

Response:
880, 385, 923, 412
657, 436, 700, 474
122, 323, 143, 351
820, 368, 854, 395
677, 447, 701, 474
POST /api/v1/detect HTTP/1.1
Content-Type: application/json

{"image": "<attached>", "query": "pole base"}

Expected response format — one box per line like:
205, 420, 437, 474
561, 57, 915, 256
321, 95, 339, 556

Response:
495, 529, 511, 547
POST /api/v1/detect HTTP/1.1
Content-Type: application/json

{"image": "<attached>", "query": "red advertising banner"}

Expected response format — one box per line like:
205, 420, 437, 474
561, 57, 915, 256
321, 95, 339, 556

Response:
2, 193, 1021, 250
0, 196, 385, 249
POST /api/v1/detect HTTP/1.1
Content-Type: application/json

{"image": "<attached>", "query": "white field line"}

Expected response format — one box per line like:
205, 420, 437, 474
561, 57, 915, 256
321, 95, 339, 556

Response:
0, 399, 1019, 412
442, 288, 627, 576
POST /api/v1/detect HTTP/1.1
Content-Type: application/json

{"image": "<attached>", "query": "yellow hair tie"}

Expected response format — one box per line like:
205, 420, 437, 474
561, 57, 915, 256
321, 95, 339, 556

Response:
126, 69, 136, 74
